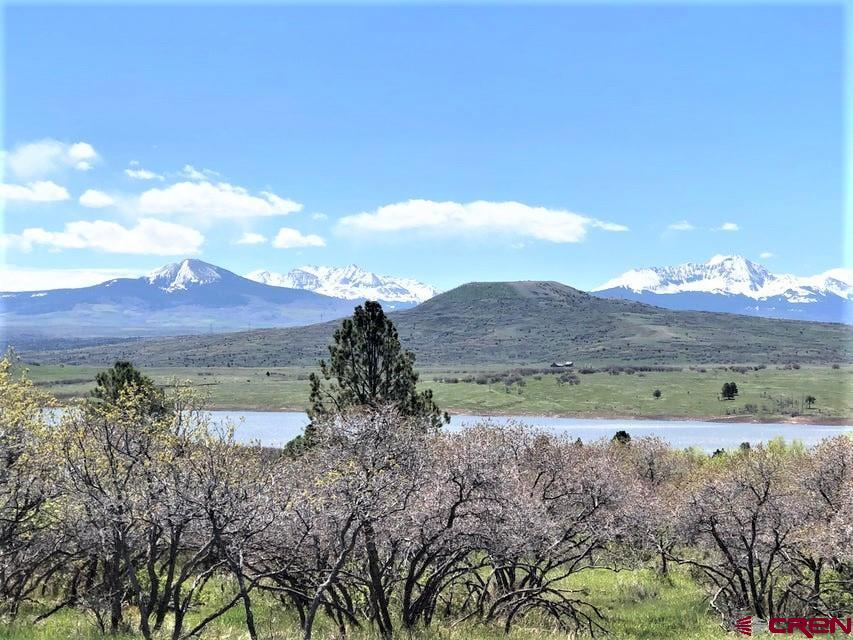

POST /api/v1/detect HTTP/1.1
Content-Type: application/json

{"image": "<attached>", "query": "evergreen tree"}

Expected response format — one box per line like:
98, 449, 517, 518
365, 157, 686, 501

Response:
91, 361, 167, 414
612, 430, 631, 445
721, 382, 740, 400
289, 302, 448, 453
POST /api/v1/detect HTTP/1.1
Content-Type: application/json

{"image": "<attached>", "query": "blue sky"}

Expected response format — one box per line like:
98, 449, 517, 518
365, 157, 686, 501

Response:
0, 3, 845, 292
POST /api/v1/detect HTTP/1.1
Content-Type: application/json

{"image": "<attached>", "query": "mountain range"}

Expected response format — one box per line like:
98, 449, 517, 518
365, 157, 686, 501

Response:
0, 260, 438, 342
245, 264, 438, 305
2, 255, 850, 351
0, 260, 364, 339
595, 255, 851, 324
21, 280, 851, 367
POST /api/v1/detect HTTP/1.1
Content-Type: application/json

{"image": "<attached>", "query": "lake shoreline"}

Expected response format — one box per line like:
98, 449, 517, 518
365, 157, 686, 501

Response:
197, 404, 853, 427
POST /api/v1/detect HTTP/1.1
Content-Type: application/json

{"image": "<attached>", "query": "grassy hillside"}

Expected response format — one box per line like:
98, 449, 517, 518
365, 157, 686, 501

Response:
18, 281, 852, 367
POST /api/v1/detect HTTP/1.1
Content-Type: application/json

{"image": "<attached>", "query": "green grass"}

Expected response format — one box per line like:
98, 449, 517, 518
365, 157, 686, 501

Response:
0, 609, 137, 640
25, 362, 853, 421
562, 568, 725, 640
424, 365, 853, 421
26, 364, 313, 411
0, 567, 730, 640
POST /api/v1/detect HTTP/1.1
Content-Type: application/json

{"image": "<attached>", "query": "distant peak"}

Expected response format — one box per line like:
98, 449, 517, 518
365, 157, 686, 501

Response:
182, 258, 214, 267
147, 258, 222, 292
706, 254, 763, 269
244, 264, 439, 303
595, 255, 850, 301
147, 257, 211, 275
707, 254, 740, 265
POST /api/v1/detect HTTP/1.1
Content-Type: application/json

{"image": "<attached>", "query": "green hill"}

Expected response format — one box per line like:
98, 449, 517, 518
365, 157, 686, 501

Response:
19, 281, 852, 367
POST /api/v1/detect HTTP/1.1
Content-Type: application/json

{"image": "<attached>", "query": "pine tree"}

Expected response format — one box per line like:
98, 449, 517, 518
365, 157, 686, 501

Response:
612, 430, 631, 445
290, 302, 448, 453
91, 361, 166, 414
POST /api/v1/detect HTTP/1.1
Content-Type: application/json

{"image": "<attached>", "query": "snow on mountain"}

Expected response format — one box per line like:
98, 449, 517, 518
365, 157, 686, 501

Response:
595, 255, 851, 302
594, 255, 851, 323
1, 258, 359, 338
245, 264, 439, 303
146, 259, 224, 292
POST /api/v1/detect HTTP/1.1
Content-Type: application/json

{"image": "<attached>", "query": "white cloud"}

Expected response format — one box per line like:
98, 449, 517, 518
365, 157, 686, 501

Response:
6, 139, 99, 178
718, 222, 739, 232
272, 227, 325, 249
0, 181, 70, 202
138, 181, 302, 220
79, 189, 115, 208
125, 167, 164, 181
1, 218, 204, 255
338, 199, 628, 243
67, 142, 98, 171
311, 212, 328, 221
0, 266, 146, 291
236, 232, 267, 245
759, 251, 774, 259
667, 220, 695, 231
181, 164, 219, 181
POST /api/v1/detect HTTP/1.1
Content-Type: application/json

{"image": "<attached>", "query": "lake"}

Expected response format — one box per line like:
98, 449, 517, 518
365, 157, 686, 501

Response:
211, 411, 850, 452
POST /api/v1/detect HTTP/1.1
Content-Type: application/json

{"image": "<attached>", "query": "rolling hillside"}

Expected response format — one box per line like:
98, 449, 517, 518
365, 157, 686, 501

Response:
19, 281, 852, 367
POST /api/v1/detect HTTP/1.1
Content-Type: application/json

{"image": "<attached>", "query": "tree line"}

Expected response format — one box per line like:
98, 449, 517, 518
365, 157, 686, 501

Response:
0, 303, 850, 639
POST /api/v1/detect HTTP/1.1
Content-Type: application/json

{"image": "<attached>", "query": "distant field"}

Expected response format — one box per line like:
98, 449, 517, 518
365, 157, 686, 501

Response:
26, 362, 853, 422
425, 364, 853, 421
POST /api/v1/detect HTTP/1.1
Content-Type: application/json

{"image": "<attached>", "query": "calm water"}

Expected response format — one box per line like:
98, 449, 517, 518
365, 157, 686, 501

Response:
213, 411, 850, 452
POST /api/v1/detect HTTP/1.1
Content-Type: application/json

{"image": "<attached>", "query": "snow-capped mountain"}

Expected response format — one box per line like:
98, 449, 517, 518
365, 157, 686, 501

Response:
1, 259, 358, 339
595, 255, 852, 323
146, 259, 223, 292
245, 265, 439, 304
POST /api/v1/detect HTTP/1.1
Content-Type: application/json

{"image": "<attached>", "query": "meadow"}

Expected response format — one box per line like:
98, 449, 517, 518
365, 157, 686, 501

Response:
26, 362, 853, 422
0, 568, 726, 640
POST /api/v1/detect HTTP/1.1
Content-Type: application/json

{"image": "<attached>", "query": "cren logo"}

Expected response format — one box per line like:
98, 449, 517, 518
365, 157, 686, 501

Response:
768, 617, 852, 637
732, 615, 853, 637
735, 616, 753, 636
